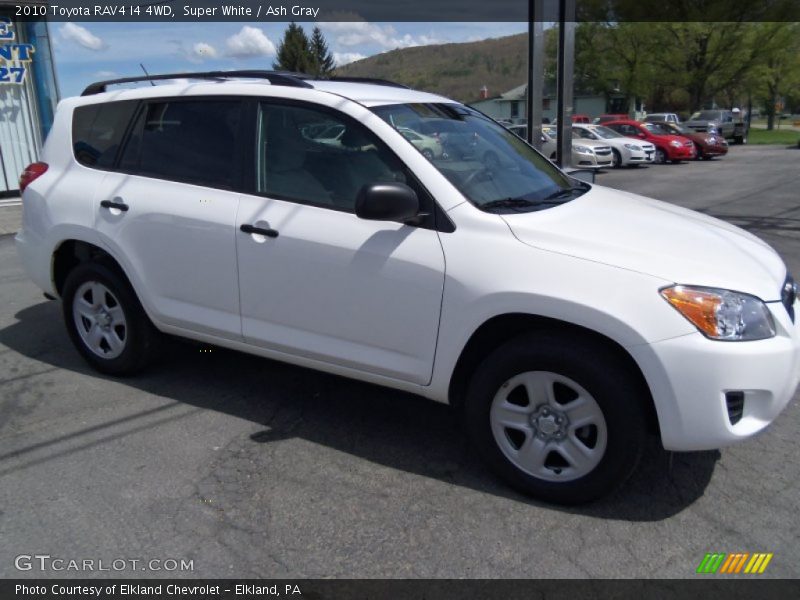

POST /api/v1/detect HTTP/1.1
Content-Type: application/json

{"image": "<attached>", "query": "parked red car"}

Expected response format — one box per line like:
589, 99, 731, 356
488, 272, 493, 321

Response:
653, 122, 728, 160
595, 114, 629, 124
572, 114, 592, 123
603, 120, 696, 163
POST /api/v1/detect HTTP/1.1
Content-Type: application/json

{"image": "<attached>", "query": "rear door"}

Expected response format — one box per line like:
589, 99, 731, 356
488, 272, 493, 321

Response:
90, 98, 245, 339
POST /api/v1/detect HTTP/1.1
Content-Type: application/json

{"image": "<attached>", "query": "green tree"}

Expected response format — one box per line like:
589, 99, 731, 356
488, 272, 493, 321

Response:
273, 23, 313, 73
309, 26, 335, 77
747, 23, 800, 129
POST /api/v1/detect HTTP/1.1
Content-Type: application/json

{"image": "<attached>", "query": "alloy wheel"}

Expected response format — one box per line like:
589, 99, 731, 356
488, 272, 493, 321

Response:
72, 281, 128, 359
490, 371, 608, 482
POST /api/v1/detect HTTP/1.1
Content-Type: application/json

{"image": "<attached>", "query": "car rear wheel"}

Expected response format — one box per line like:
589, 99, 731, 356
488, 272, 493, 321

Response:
421, 148, 434, 160
463, 331, 647, 504
63, 261, 159, 375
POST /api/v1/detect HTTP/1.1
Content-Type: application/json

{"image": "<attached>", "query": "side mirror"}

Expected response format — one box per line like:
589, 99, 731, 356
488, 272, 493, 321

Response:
355, 182, 420, 223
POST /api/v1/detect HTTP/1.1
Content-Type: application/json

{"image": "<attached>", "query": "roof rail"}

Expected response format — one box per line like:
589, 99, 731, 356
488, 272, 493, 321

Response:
81, 70, 313, 96
322, 76, 410, 89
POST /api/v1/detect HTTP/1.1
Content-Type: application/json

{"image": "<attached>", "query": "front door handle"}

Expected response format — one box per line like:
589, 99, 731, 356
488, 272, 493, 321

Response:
100, 199, 129, 212
240, 223, 279, 238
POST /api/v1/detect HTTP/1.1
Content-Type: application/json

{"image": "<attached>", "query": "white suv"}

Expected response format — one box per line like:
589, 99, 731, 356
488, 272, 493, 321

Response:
16, 71, 800, 504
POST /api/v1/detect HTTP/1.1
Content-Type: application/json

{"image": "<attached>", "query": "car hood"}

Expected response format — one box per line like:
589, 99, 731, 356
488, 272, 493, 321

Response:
502, 185, 786, 301
572, 138, 611, 149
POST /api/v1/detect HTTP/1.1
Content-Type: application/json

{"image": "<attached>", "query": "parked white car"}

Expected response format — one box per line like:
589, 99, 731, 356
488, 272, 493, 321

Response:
505, 124, 557, 160
573, 123, 656, 167
16, 72, 800, 504
543, 126, 614, 169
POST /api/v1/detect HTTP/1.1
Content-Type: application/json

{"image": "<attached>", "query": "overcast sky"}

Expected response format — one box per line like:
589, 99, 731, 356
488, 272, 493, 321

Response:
51, 21, 528, 97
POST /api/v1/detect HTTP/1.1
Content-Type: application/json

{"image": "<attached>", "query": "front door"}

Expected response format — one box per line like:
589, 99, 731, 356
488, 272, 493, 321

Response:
236, 101, 446, 385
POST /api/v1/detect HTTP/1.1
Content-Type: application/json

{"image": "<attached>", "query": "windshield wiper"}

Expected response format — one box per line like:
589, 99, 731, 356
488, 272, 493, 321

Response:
480, 198, 540, 210
544, 185, 588, 201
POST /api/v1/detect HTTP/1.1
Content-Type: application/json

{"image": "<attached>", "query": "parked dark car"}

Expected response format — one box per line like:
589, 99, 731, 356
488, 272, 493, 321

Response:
651, 122, 728, 160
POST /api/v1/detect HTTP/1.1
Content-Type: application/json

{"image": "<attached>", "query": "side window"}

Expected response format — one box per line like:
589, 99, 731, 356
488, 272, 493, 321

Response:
119, 100, 241, 189
72, 101, 138, 168
256, 102, 412, 212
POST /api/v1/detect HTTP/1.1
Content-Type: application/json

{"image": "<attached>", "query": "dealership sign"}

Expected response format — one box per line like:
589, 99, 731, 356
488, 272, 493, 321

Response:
0, 18, 35, 84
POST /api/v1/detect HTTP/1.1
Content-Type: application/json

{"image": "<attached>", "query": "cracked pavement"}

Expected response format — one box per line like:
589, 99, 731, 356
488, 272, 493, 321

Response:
0, 145, 798, 578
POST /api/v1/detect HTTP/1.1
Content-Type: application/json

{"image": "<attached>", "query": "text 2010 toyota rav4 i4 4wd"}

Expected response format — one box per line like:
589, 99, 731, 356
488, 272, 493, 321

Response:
16, 72, 800, 504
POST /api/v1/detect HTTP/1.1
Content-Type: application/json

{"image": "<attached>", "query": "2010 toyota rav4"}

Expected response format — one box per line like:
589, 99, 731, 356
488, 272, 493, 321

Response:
16, 71, 800, 504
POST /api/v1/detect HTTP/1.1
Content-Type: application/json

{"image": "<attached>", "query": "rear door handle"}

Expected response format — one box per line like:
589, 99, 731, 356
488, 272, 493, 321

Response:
240, 223, 279, 238
100, 199, 129, 212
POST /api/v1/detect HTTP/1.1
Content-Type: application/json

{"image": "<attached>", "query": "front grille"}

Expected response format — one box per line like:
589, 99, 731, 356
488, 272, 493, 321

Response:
781, 274, 796, 322
594, 147, 611, 156
725, 391, 745, 425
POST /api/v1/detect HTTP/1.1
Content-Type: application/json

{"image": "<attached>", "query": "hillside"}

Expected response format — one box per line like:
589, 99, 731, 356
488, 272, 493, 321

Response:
335, 33, 530, 103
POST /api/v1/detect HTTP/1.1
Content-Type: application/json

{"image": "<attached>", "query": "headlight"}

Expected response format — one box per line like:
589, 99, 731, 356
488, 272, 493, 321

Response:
661, 285, 776, 341
623, 143, 641, 150
573, 145, 591, 153
670, 140, 682, 147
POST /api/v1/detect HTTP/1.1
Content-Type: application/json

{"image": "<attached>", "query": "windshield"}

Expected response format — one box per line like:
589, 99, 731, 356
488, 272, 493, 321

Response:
372, 103, 581, 212
690, 110, 722, 121
643, 122, 672, 135
589, 125, 622, 139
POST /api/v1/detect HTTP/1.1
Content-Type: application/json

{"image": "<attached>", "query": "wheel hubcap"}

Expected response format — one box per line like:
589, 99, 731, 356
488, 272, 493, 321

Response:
72, 281, 127, 359
490, 371, 608, 482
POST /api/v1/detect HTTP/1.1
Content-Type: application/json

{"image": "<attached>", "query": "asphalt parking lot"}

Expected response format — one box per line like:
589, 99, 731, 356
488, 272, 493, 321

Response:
1, 145, 798, 579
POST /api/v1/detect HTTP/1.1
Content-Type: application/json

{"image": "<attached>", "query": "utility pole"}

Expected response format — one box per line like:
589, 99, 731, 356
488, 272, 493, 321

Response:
526, 0, 545, 150
556, 0, 576, 168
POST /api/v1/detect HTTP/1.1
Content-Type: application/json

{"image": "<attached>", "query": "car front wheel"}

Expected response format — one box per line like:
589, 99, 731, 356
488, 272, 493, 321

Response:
62, 261, 158, 375
463, 332, 647, 504
654, 148, 667, 164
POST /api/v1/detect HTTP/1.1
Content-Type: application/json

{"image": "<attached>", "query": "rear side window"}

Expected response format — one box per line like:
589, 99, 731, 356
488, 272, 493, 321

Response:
72, 101, 138, 168
119, 100, 242, 190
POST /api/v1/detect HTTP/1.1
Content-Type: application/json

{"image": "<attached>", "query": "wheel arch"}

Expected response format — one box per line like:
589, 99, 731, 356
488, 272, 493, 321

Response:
447, 313, 659, 434
52, 239, 132, 298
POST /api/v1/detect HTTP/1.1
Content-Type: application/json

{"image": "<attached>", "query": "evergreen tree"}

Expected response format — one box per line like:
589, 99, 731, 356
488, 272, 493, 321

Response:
273, 23, 314, 73
310, 26, 336, 77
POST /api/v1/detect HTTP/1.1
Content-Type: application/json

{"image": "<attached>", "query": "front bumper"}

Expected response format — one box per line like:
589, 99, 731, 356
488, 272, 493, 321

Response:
574, 151, 613, 169
666, 144, 697, 160
626, 148, 655, 164
629, 300, 800, 451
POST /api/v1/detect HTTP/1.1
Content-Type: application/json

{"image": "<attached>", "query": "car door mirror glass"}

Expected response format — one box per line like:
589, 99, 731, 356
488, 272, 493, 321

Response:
355, 182, 420, 223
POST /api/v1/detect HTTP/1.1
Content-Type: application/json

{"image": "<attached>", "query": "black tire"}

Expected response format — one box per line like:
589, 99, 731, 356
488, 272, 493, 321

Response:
463, 331, 647, 504
695, 146, 704, 160
611, 149, 622, 168
421, 148, 434, 160
62, 261, 159, 375
654, 148, 667, 164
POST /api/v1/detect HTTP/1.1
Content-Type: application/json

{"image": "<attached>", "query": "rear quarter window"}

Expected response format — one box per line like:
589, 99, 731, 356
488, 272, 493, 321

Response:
72, 101, 138, 169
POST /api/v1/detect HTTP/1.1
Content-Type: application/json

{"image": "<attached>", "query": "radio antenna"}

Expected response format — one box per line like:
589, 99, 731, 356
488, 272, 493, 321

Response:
139, 63, 156, 86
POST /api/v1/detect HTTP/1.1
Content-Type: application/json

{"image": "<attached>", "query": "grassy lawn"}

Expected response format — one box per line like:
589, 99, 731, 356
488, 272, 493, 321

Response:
748, 128, 800, 145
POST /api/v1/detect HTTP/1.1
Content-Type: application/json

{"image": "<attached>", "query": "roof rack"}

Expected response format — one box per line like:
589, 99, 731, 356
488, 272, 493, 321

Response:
81, 70, 313, 96
321, 77, 410, 89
